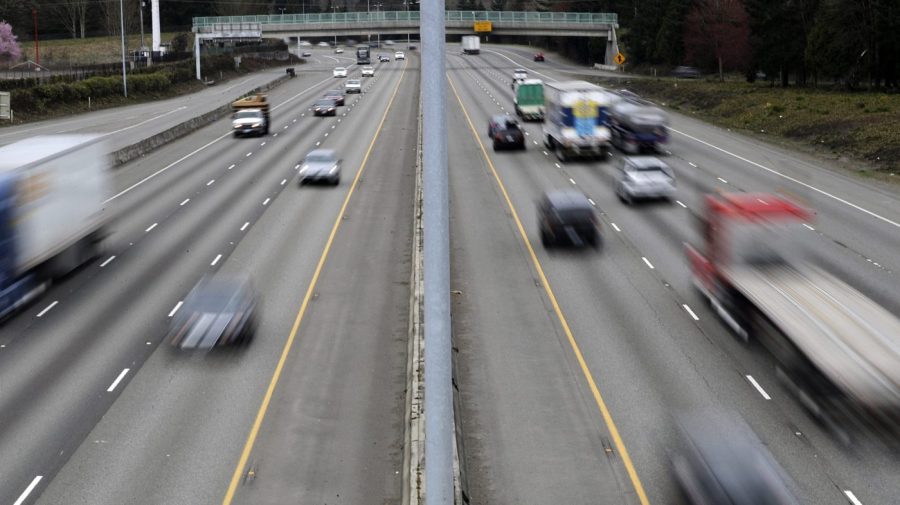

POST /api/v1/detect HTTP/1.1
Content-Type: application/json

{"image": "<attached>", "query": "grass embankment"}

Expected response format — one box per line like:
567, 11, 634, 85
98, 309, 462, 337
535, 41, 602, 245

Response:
602, 78, 900, 180
22, 33, 186, 65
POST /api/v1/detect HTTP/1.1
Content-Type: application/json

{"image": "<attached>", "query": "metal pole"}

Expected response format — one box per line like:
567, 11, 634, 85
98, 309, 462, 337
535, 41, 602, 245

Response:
139, 0, 145, 53
32, 9, 39, 66
367, 0, 371, 44
119, 0, 128, 97
422, 0, 452, 503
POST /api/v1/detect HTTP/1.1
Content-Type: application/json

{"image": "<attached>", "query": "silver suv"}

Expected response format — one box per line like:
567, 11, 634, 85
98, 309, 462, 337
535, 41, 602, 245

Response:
615, 156, 676, 204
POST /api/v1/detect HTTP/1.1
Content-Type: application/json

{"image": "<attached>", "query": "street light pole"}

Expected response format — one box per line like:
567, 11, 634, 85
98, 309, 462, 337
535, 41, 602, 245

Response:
332, 5, 338, 47
119, 0, 128, 96
139, 0, 145, 54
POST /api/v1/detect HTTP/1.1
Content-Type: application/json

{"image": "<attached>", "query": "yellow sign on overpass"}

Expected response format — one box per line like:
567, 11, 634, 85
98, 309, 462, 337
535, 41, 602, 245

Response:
474, 21, 492, 32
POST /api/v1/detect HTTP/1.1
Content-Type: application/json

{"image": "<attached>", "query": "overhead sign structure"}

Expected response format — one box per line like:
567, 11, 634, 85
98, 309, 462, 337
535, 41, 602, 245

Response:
474, 21, 492, 33
0, 92, 10, 120
614, 52, 626, 65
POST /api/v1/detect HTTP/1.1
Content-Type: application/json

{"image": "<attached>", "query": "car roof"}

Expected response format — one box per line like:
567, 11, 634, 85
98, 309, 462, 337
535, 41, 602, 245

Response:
334, 66, 345, 70
306, 148, 336, 158
315, 97, 336, 103
543, 190, 592, 210
514, 68, 527, 72
624, 156, 668, 169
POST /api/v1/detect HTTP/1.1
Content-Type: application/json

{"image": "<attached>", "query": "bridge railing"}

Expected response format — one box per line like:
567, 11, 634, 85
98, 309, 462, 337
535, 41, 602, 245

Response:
193, 10, 617, 29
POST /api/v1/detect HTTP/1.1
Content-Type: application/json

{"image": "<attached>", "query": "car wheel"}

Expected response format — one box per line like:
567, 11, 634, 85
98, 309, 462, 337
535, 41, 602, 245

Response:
555, 145, 568, 162
519, 142, 526, 150
544, 135, 553, 149
492, 140, 500, 151
332, 176, 340, 186
233, 132, 239, 138
541, 229, 551, 248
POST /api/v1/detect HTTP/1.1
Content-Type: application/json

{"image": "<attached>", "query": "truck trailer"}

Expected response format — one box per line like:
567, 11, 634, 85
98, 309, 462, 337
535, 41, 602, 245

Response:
231, 94, 270, 136
542, 81, 612, 161
513, 79, 545, 121
686, 192, 900, 437
0, 135, 111, 319
462, 36, 480, 55
608, 93, 669, 154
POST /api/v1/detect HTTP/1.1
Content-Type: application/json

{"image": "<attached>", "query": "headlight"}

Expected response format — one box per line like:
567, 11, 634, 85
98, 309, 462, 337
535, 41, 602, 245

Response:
251, 123, 260, 128
233, 124, 240, 128
329, 165, 338, 174
299, 165, 308, 173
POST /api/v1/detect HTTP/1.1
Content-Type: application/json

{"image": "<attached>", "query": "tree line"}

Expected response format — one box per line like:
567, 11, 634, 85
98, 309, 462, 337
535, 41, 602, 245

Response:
2, 0, 897, 87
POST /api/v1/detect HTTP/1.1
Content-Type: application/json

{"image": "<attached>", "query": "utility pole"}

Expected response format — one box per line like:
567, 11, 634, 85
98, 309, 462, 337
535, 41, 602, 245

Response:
119, 0, 128, 96
32, 8, 39, 66
139, 0, 145, 54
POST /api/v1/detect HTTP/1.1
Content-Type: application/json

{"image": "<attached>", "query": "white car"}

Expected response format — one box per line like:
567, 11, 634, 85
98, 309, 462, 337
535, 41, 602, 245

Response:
513, 68, 528, 80
394, 51, 405, 60
317, 41, 330, 47
384, 40, 395, 46
361, 66, 375, 77
333, 66, 347, 77
298, 40, 312, 47
344, 79, 362, 93
335, 47, 344, 54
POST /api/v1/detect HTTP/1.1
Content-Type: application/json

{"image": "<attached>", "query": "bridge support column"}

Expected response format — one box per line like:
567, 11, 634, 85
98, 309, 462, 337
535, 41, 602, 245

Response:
604, 26, 619, 66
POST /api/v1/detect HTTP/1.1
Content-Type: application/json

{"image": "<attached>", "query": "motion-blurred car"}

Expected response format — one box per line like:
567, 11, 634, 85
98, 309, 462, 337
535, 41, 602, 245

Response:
231, 109, 267, 137
671, 410, 799, 505
335, 47, 344, 54
378, 54, 390, 62
301, 51, 312, 57
615, 156, 676, 204
323, 89, 345, 106
384, 40, 395, 46
394, 51, 405, 60
333, 66, 347, 77
513, 68, 528, 80
533, 52, 545, 62
312, 98, 338, 116
344, 79, 362, 93
672, 65, 701, 78
298, 40, 312, 47
298, 149, 341, 185
317, 41, 330, 47
487, 115, 526, 151
167, 275, 258, 350
361, 66, 375, 77
538, 190, 601, 249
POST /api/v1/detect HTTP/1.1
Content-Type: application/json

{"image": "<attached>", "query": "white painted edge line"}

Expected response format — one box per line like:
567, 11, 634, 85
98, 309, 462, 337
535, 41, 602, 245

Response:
262, 198, 271, 206
281, 179, 287, 186
641, 257, 655, 269
610, 222, 621, 232
100, 256, 116, 267
107, 368, 130, 392
245, 152, 252, 157
180, 198, 190, 206
168, 301, 183, 317
207, 179, 215, 186
36, 301, 58, 318
803, 223, 815, 231
569, 178, 577, 185
746, 375, 772, 400
717, 177, 728, 184
676, 200, 687, 208
211, 254, 223, 266
588, 198, 596, 206
683, 304, 699, 321
228, 164, 235, 170
671, 127, 900, 229
240, 222, 250, 231
13, 476, 42, 505
688, 162, 697, 167
145, 223, 158, 232
844, 490, 863, 505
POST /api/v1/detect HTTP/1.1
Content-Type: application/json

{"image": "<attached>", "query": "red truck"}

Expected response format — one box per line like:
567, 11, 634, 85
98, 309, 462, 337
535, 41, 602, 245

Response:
686, 192, 900, 437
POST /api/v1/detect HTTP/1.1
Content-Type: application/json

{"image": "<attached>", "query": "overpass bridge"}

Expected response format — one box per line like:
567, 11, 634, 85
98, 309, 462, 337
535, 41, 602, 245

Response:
192, 10, 620, 63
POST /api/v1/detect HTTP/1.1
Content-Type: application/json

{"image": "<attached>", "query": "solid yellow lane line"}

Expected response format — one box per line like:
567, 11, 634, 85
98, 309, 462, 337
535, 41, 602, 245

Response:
447, 75, 651, 505
221, 59, 410, 505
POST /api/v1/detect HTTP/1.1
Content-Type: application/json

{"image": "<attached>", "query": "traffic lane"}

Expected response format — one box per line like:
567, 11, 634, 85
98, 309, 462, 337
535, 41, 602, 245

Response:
0, 66, 297, 149
32, 57, 412, 505
447, 60, 850, 504
229, 56, 417, 505
446, 75, 642, 505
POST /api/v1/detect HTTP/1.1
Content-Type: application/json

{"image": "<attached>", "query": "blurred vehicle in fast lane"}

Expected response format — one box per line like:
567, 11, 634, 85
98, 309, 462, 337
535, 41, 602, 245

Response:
608, 91, 669, 154
298, 149, 342, 186
686, 193, 900, 439
538, 190, 601, 249
167, 275, 258, 350
487, 115, 526, 151
301, 51, 312, 57
323, 89, 345, 106
672, 65, 701, 78
671, 409, 800, 505
312, 98, 338, 116
344, 79, 362, 94
378, 54, 390, 62
533, 52, 544, 62
333, 66, 347, 77
0, 135, 110, 320
615, 156, 676, 204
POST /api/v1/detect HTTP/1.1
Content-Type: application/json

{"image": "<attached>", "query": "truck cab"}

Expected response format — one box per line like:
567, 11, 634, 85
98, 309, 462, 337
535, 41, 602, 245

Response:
231, 94, 270, 136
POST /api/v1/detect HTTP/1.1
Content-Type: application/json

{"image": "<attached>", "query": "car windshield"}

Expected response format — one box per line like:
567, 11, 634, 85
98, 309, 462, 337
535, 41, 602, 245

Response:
314, 100, 334, 106
556, 208, 593, 224
347, 80, 360, 85
334, 67, 345, 71
306, 153, 335, 163
325, 90, 342, 95
234, 111, 260, 119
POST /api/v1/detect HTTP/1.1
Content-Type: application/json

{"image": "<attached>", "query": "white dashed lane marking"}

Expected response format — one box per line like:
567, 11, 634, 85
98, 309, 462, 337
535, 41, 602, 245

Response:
746, 375, 771, 400
168, 301, 183, 317
683, 304, 699, 321
107, 368, 130, 392
145, 223, 158, 232
100, 256, 116, 267
642, 257, 655, 269
211, 254, 223, 266
36, 301, 59, 318
180, 198, 190, 206
13, 476, 42, 505
240, 222, 250, 232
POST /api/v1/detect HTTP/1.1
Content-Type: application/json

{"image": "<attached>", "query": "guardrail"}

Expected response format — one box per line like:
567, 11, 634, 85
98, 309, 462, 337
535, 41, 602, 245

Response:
193, 10, 617, 29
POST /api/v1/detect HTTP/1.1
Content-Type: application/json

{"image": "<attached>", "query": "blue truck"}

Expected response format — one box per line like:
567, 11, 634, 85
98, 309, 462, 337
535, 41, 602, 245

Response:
0, 135, 111, 320
608, 92, 669, 154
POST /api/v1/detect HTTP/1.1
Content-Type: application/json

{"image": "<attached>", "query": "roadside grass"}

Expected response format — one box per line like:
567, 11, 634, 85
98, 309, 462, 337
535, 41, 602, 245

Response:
600, 78, 900, 181
22, 33, 187, 66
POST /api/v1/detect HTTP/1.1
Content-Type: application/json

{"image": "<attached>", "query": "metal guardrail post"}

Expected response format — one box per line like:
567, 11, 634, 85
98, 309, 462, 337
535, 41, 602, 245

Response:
422, 0, 453, 503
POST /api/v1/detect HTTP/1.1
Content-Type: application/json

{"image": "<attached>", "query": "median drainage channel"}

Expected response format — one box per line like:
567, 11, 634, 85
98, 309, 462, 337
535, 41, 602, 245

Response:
402, 90, 468, 505
110, 73, 293, 167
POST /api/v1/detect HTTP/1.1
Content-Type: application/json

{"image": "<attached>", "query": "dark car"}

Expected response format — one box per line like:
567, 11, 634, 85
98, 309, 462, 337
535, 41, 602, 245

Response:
323, 89, 345, 106
167, 275, 258, 350
538, 191, 601, 249
533, 52, 545, 62
672, 65, 701, 78
671, 410, 799, 505
313, 98, 338, 116
487, 115, 526, 151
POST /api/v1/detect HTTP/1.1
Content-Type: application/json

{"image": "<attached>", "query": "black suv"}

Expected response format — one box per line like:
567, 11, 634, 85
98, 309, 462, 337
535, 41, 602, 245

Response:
487, 115, 526, 151
538, 191, 601, 249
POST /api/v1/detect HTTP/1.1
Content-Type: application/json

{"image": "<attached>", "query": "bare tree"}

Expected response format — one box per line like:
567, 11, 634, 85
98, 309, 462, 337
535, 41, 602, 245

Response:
53, 0, 90, 39
213, 0, 275, 16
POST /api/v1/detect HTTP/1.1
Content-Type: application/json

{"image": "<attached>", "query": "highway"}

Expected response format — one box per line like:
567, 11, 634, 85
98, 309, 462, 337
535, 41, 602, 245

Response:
0, 43, 898, 505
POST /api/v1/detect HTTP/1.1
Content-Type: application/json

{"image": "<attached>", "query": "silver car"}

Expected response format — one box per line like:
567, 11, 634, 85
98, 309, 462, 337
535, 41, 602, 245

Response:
167, 275, 258, 350
298, 149, 342, 186
615, 156, 676, 204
